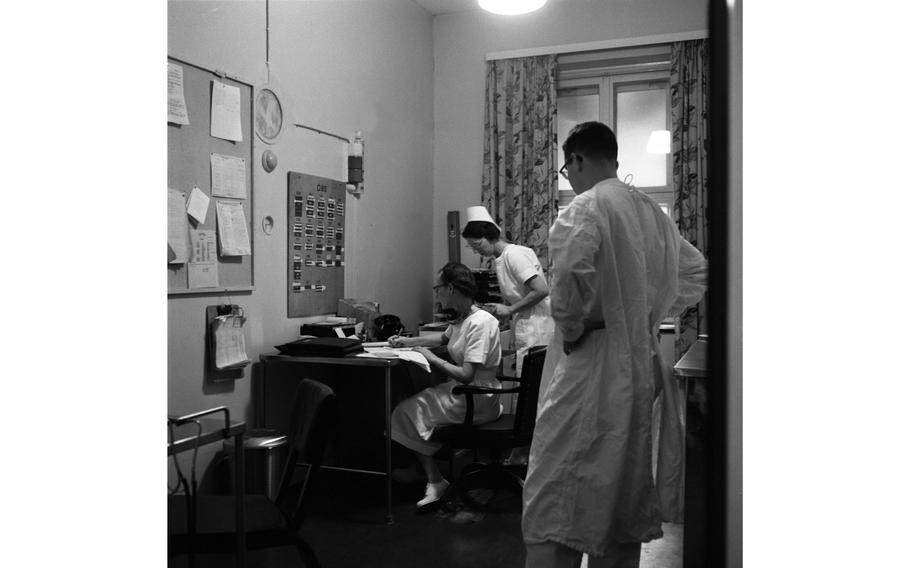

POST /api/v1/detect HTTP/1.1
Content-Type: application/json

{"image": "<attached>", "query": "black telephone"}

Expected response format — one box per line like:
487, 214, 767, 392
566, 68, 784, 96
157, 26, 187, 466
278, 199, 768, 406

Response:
371, 315, 405, 341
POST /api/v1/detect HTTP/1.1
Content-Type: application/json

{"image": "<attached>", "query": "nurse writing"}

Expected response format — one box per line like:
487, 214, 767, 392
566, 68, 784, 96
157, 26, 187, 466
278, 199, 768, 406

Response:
387, 262, 502, 512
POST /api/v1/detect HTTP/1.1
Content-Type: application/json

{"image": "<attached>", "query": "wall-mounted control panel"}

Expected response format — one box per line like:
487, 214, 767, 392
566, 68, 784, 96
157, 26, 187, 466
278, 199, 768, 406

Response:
287, 171, 346, 317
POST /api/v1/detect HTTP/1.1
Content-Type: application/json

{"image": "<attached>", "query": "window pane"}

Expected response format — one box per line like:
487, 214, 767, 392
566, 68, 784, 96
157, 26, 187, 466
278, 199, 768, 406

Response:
616, 87, 667, 187
557, 91, 599, 191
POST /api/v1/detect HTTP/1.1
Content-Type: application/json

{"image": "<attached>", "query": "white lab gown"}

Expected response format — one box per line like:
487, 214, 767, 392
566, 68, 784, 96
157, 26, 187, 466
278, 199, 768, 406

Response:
522, 178, 707, 556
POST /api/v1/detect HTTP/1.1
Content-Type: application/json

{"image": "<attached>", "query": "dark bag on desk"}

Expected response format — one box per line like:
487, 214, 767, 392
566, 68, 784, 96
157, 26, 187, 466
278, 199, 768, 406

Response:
275, 337, 364, 357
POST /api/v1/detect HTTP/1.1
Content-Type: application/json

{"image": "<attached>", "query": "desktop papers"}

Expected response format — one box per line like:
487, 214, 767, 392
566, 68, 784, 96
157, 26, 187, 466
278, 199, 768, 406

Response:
215, 200, 251, 256
188, 230, 218, 289
210, 80, 242, 142
167, 62, 190, 125
186, 186, 210, 224
167, 188, 189, 264
210, 153, 247, 199
357, 347, 431, 373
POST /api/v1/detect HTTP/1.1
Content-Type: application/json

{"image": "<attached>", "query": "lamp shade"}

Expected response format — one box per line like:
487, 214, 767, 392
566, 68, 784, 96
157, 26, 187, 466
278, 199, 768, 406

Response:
646, 130, 671, 154
478, 0, 547, 16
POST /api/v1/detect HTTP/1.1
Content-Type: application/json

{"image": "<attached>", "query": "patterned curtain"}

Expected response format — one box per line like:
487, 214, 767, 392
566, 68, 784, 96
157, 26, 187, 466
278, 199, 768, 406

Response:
481, 55, 559, 272
671, 39, 710, 360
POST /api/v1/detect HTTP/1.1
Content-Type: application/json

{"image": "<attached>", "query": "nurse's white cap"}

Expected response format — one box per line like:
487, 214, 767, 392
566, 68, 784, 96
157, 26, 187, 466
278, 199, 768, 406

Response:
464, 206, 501, 233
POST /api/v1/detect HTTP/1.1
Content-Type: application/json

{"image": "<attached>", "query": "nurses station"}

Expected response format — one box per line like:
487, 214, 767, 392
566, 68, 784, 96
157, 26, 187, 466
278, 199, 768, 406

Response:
167, 1, 741, 567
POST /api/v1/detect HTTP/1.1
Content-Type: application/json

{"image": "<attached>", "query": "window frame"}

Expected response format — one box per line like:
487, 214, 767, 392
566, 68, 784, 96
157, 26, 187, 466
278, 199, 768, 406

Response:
555, 47, 674, 219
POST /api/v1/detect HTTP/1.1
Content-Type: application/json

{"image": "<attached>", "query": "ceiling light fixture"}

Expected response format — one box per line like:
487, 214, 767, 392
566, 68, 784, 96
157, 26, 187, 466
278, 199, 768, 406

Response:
478, 0, 547, 16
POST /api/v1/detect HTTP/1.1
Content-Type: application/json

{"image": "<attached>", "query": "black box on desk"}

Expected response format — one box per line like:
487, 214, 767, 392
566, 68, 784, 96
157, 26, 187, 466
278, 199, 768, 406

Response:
300, 322, 358, 338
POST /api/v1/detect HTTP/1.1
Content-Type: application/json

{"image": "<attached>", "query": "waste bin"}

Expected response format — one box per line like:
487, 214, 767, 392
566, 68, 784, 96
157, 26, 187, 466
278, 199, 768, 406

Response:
224, 428, 288, 499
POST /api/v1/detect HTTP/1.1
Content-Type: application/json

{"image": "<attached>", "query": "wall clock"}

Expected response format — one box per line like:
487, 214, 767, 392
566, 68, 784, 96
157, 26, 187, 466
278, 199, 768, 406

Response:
254, 87, 284, 144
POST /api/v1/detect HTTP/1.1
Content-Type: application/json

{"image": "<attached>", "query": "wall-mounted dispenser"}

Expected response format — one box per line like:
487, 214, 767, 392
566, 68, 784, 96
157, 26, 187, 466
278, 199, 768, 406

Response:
346, 131, 364, 197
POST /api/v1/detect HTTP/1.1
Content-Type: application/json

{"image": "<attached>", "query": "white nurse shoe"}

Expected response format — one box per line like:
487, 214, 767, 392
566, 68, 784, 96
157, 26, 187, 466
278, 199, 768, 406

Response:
416, 479, 450, 511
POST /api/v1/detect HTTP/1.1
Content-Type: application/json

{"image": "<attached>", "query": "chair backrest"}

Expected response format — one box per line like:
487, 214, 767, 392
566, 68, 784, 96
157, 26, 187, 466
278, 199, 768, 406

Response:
286, 379, 337, 463
275, 379, 337, 524
511, 346, 547, 445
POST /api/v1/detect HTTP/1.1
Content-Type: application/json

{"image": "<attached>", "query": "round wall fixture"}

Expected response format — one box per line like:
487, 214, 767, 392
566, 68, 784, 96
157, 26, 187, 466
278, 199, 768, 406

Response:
261, 215, 275, 235
254, 87, 284, 144
261, 149, 278, 173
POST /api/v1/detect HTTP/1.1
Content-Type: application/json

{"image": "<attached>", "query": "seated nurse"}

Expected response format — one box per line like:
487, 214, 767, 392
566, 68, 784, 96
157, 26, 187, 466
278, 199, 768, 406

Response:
388, 262, 502, 511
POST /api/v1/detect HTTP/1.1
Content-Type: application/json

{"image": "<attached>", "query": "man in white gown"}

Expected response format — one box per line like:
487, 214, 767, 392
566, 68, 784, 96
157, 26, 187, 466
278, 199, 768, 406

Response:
522, 122, 707, 568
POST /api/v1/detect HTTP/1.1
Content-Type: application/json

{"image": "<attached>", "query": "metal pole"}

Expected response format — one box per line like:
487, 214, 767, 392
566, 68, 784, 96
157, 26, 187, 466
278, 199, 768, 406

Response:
384, 363, 394, 525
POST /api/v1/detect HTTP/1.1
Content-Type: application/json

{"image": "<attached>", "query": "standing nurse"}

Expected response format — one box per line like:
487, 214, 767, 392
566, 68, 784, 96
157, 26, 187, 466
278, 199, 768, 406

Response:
461, 206, 554, 395
462, 206, 554, 466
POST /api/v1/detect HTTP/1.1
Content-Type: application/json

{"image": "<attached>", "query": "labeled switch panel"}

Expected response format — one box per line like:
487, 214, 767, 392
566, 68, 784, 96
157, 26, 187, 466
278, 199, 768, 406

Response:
287, 172, 346, 317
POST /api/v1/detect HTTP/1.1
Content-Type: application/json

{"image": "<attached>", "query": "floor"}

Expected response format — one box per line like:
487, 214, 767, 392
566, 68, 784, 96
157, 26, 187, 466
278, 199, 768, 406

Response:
172, 449, 684, 568
296, 467, 683, 568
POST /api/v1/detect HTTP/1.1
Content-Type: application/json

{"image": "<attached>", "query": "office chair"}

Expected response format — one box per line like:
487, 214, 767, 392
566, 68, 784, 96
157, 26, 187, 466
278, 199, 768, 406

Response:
431, 345, 547, 510
169, 379, 337, 568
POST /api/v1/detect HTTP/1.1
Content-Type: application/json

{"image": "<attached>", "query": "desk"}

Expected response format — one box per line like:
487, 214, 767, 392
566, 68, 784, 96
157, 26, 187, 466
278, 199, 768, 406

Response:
168, 409, 246, 568
673, 338, 708, 568
258, 353, 413, 524
674, 337, 707, 379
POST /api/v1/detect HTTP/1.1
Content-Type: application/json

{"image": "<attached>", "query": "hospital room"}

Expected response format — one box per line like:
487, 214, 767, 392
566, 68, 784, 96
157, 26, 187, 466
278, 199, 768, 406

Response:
165, 1, 742, 566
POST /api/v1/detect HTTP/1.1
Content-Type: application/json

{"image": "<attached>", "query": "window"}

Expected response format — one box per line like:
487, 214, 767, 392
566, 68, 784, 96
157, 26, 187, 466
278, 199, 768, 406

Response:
556, 46, 673, 218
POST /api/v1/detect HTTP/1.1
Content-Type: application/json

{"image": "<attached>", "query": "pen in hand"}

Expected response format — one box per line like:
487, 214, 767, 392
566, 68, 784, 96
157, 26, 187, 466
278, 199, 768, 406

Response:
388, 335, 408, 348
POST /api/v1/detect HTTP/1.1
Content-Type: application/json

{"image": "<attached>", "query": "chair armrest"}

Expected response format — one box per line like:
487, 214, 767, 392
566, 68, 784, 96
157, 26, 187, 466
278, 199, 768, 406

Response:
496, 374, 525, 383
452, 385, 520, 396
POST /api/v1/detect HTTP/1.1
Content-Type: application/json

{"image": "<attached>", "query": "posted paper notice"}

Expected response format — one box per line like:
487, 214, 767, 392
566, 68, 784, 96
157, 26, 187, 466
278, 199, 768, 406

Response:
186, 186, 210, 224
215, 200, 251, 256
167, 62, 190, 125
211, 80, 242, 142
188, 262, 218, 289
188, 229, 218, 288
210, 153, 247, 199
190, 229, 217, 262
167, 188, 189, 264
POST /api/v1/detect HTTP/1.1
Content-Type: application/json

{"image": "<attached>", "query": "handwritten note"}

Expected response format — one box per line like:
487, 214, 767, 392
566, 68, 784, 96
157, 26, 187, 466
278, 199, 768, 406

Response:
167, 62, 190, 125
211, 80, 242, 142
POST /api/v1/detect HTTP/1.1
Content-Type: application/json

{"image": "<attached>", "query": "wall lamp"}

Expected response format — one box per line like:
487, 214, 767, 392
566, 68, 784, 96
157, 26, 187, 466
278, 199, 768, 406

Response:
646, 130, 671, 154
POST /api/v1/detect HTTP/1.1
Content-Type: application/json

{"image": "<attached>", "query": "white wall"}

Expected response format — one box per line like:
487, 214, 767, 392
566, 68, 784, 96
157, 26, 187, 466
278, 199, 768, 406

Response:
167, 0, 435, 430
431, 0, 709, 271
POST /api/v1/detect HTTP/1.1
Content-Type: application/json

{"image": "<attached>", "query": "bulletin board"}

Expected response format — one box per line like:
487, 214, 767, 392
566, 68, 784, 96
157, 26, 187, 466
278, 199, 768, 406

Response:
167, 56, 254, 295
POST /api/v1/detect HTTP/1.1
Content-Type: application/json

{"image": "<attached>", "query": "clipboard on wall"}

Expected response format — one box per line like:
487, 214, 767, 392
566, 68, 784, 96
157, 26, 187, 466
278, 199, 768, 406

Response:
206, 304, 250, 381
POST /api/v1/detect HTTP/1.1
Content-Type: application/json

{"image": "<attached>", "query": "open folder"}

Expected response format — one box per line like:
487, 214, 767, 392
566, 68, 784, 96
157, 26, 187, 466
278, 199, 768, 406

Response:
356, 347, 431, 373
